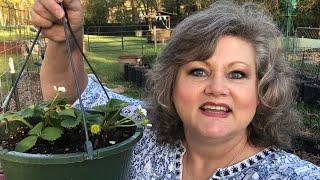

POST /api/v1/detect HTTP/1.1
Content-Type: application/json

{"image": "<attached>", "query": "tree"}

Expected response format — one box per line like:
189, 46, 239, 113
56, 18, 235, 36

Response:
0, 0, 34, 25
82, 0, 108, 25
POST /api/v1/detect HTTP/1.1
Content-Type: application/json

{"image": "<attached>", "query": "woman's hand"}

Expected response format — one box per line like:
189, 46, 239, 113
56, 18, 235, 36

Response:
32, 0, 88, 102
30, 0, 84, 43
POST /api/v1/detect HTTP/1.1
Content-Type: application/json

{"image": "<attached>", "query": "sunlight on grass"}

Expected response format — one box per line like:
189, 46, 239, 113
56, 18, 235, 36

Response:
84, 35, 162, 99
0, 25, 36, 41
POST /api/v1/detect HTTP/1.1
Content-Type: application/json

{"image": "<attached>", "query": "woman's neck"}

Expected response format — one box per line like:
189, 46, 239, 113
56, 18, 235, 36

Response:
182, 132, 262, 180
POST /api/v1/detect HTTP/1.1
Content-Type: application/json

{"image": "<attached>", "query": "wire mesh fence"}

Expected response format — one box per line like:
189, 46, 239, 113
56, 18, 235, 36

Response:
291, 27, 320, 80
288, 27, 320, 107
86, 25, 171, 55
0, 5, 46, 111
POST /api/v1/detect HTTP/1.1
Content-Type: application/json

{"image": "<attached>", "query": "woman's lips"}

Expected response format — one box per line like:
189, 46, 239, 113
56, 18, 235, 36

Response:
199, 102, 232, 118
199, 108, 230, 118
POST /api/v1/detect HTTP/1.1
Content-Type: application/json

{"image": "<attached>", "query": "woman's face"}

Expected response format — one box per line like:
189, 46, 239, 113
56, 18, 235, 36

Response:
172, 35, 259, 142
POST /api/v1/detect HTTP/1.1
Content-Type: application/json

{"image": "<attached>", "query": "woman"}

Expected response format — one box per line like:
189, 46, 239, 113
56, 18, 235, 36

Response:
31, 0, 319, 179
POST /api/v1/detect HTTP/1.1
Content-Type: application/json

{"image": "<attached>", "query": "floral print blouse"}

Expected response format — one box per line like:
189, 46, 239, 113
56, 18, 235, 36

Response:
74, 74, 320, 180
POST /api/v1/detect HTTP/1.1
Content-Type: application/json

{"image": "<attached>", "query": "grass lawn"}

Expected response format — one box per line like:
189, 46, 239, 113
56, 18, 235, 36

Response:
84, 35, 162, 99
0, 54, 24, 74
0, 25, 36, 41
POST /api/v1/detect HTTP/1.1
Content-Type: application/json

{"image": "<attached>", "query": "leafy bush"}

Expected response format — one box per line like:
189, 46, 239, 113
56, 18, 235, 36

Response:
142, 50, 158, 68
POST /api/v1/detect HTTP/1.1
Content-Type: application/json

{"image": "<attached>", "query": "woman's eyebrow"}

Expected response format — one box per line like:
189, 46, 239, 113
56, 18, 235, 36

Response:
227, 61, 251, 68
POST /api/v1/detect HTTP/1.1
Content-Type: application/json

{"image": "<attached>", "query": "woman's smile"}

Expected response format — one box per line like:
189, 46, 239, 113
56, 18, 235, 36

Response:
199, 102, 232, 118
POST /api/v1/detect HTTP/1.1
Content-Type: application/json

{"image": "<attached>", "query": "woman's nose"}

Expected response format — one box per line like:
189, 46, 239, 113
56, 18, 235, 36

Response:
204, 75, 229, 96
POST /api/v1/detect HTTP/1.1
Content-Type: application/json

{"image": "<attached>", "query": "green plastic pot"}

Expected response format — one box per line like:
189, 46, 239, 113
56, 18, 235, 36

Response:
0, 127, 143, 180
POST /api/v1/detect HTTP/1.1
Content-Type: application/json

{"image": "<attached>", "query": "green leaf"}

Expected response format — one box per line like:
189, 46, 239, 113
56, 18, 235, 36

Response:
0, 113, 33, 129
0, 112, 13, 121
17, 105, 43, 118
58, 109, 76, 118
15, 135, 38, 152
48, 110, 59, 120
86, 114, 104, 125
92, 105, 105, 112
93, 99, 128, 120
106, 99, 128, 110
40, 127, 63, 141
28, 122, 43, 136
50, 97, 68, 107
61, 118, 80, 128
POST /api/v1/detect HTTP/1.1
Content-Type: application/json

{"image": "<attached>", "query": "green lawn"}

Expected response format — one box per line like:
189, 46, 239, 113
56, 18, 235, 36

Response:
84, 35, 162, 99
0, 25, 36, 41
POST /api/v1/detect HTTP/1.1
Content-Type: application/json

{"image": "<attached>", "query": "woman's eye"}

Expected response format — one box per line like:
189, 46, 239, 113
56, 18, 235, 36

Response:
229, 71, 246, 79
190, 68, 207, 77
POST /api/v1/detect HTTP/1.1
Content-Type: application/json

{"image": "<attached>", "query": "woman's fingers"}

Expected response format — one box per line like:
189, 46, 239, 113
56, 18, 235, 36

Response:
41, 25, 66, 42
30, 0, 83, 42
38, 0, 65, 20
30, 10, 53, 28
31, 0, 62, 26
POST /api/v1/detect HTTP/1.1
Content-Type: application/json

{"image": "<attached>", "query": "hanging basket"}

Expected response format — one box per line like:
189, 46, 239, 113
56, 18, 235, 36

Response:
0, 127, 142, 180
0, 3, 148, 180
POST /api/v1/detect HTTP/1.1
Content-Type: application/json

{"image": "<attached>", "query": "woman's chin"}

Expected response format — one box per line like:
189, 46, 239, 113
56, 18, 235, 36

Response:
199, 125, 229, 139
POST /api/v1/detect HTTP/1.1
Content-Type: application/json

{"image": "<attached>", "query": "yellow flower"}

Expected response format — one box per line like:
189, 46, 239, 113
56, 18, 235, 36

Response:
90, 124, 101, 134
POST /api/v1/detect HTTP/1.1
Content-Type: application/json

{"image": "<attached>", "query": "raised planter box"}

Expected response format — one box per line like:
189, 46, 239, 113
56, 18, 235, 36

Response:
303, 83, 320, 108
118, 55, 142, 74
127, 65, 137, 82
135, 66, 148, 87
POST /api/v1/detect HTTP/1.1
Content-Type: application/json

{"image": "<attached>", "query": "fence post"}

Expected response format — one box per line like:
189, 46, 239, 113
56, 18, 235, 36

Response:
153, 26, 157, 51
140, 27, 143, 55
8, 57, 20, 111
87, 28, 91, 52
121, 25, 124, 50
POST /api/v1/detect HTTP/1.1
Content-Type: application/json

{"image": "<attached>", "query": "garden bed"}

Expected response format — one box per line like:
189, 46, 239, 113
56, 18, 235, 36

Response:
7, 71, 42, 111
291, 127, 320, 166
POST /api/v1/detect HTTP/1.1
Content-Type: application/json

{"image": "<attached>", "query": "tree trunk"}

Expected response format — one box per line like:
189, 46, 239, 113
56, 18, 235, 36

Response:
131, 0, 137, 23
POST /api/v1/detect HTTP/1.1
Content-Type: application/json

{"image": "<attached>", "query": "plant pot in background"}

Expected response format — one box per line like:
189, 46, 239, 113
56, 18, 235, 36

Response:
303, 83, 320, 108
135, 67, 148, 87
124, 63, 134, 81
118, 55, 142, 74
0, 127, 143, 180
127, 65, 137, 82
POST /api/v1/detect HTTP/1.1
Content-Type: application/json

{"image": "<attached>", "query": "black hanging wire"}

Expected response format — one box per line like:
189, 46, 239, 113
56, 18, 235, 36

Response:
63, 6, 110, 100
59, 3, 113, 159
59, 3, 94, 159
1, 29, 42, 112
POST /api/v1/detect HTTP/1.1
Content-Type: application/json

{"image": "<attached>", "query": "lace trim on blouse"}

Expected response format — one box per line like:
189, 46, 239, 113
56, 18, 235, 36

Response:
173, 143, 277, 179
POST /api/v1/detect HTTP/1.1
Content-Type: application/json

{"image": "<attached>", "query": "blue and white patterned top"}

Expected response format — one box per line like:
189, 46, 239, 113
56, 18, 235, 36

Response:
74, 74, 320, 180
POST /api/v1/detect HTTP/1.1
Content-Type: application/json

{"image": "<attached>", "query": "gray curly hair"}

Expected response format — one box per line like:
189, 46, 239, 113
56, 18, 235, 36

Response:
146, 0, 300, 148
